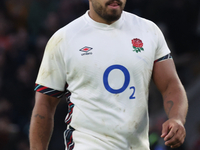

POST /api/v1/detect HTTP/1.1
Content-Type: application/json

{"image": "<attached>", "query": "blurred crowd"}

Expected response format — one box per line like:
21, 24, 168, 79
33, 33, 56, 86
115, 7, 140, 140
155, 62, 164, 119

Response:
0, 0, 199, 150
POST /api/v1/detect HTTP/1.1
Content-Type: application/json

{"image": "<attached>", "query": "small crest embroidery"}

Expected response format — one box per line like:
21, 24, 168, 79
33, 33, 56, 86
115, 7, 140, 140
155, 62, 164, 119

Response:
131, 38, 144, 53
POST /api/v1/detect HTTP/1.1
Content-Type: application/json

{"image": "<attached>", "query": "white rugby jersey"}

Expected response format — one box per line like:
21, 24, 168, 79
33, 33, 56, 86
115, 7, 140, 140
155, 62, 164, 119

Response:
35, 11, 171, 150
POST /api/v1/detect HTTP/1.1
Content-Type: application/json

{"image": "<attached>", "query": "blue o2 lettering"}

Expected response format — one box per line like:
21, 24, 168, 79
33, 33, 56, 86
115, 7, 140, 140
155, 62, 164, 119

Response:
103, 65, 130, 94
129, 86, 136, 99
103, 65, 136, 99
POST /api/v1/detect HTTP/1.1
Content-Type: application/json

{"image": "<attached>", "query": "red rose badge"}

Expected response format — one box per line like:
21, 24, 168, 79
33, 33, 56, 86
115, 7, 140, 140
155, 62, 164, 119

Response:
131, 38, 144, 53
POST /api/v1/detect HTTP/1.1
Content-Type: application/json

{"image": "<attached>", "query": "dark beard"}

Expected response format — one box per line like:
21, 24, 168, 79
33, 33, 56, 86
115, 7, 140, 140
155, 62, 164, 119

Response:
101, 9, 121, 22
92, 0, 123, 23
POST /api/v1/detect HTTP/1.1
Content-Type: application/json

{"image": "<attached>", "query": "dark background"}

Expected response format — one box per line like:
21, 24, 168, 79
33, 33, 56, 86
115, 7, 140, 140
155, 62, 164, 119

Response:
0, 0, 200, 150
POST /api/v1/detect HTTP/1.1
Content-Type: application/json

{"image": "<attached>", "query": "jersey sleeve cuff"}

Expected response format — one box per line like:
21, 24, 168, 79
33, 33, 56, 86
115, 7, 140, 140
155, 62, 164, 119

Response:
34, 83, 65, 98
154, 54, 172, 63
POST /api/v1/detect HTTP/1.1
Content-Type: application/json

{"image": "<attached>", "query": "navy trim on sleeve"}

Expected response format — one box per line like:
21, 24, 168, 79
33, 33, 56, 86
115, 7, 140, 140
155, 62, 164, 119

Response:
35, 84, 70, 98
154, 54, 172, 63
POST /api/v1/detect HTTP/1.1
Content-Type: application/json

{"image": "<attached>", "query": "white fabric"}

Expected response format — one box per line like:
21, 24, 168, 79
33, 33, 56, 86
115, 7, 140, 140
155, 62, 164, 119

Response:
36, 11, 170, 150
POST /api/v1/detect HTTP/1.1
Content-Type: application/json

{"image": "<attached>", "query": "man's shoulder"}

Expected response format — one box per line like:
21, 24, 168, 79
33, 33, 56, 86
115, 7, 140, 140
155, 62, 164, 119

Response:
123, 11, 156, 28
50, 13, 87, 43
64, 14, 87, 30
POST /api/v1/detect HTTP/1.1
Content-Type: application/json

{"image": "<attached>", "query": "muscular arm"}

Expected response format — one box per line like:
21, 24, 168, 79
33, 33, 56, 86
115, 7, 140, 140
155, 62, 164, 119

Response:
29, 92, 60, 150
152, 59, 188, 148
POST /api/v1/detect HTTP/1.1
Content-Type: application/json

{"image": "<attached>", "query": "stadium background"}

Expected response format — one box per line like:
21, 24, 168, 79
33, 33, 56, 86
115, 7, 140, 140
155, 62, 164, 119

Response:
0, 0, 199, 149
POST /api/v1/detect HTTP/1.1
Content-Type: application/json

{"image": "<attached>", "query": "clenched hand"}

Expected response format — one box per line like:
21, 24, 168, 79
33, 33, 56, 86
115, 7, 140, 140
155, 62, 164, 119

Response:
161, 118, 186, 148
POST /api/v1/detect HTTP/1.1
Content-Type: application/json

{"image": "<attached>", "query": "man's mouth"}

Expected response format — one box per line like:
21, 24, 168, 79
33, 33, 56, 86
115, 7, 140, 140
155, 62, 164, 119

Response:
109, 2, 119, 7
106, 0, 122, 7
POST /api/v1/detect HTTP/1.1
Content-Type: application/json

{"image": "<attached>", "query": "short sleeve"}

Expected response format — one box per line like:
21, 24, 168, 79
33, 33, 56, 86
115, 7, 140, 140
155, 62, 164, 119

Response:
35, 30, 66, 92
154, 24, 171, 61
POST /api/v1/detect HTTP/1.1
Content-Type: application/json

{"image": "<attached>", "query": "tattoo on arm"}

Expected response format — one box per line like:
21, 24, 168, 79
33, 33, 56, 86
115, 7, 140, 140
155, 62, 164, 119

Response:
34, 114, 45, 119
167, 101, 174, 116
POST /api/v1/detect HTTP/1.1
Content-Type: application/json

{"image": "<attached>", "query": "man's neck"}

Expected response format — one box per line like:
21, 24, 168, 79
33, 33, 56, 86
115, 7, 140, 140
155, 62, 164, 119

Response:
88, 10, 117, 25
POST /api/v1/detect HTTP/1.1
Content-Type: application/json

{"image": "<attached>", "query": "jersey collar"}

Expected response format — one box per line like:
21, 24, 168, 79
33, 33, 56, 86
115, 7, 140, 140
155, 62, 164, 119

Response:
84, 10, 124, 30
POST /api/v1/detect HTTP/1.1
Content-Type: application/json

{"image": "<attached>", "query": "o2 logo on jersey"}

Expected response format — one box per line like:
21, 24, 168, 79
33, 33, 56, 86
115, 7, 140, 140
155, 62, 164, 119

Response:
103, 65, 136, 99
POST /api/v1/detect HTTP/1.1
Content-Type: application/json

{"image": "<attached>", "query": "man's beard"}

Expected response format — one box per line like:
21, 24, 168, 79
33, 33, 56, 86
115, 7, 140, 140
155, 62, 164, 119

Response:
92, 0, 124, 23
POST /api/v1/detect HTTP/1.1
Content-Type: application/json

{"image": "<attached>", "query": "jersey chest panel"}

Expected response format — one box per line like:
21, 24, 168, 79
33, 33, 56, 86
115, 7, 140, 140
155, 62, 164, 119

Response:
64, 28, 155, 94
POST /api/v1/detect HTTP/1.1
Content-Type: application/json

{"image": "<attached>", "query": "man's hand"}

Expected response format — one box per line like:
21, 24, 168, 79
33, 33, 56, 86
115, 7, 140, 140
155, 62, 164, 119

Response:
161, 118, 186, 148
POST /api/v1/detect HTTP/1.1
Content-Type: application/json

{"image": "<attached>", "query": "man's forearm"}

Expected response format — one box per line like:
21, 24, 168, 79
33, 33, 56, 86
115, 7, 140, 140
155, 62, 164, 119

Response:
29, 105, 54, 150
153, 59, 188, 148
163, 81, 188, 124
